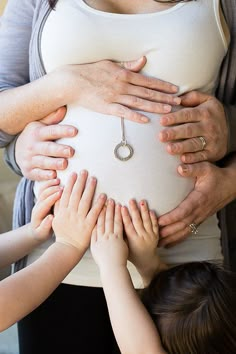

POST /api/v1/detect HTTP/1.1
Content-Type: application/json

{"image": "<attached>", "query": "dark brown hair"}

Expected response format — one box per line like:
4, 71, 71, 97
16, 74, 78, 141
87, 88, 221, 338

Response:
48, 0, 195, 9
141, 262, 236, 354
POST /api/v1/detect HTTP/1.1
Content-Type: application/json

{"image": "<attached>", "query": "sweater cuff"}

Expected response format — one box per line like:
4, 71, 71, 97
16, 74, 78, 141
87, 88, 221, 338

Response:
4, 135, 23, 176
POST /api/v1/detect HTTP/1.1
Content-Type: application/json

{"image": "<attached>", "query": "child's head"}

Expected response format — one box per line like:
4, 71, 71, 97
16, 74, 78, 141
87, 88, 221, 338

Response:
141, 261, 236, 354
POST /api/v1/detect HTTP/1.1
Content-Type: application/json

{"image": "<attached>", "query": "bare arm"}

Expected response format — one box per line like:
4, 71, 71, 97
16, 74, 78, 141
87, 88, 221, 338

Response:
0, 242, 81, 332
0, 178, 62, 268
100, 265, 165, 354
91, 201, 166, 354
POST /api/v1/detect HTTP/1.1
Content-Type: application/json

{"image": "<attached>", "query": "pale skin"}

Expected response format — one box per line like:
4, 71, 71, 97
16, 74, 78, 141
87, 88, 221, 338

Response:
0, 171, 106, 332
91, 199, 167, 354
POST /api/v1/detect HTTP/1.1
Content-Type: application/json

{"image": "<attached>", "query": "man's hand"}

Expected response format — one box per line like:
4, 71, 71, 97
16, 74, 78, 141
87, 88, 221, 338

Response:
158, 161, 236, 248
15, 108, 78, 181
159, 91, 228, 163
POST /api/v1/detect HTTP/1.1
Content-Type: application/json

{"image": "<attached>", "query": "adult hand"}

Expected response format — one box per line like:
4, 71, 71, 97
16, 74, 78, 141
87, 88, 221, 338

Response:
15, 107, 78, 181
58, 56, 181, 123
158, 161, 236, 248
159, 91, 228, 163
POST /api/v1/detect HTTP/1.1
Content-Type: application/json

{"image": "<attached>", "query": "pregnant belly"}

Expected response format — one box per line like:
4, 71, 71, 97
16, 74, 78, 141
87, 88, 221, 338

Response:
56, 104, 194, 215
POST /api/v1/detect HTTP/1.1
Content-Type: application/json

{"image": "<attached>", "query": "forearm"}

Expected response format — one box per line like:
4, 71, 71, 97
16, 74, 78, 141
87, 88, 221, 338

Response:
221, 153, 236, 200
100, 266, 165, 354
0, 224, 42, 268
134, 254, 168, 288
0, 71, 68, 135
0, 242, 82, 331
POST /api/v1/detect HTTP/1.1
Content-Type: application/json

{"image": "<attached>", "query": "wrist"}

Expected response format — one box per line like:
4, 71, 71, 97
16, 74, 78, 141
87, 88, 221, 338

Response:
135, 255, 166, 286
99, 263, 128, 281
26, 224, 45, 246
222, 161, 236, 200
50, 65, 81, 106
52, 241, 84, 263
55, 239, 87, 256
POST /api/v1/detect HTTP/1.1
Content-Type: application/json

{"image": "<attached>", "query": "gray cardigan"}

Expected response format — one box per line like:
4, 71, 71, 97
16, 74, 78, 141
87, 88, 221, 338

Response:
0, 0, 236, 269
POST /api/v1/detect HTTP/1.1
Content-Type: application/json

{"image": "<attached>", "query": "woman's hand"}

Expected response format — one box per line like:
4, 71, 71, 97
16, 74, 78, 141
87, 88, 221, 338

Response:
53, 171, 106, 253
159, 91, 228, 163
158, 161, 236, 248
15, 108, 78, 181
57, 57, 181, 123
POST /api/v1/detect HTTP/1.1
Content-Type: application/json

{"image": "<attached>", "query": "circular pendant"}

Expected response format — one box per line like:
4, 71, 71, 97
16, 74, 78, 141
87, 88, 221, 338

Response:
114, 142, 134, 161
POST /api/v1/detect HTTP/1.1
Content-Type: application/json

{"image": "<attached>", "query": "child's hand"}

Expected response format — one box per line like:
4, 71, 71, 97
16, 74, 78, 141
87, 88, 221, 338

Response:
121, 200, 160, 274
30, 178, 62, 242
52, 170, 106, 253
91, 199, 128, 272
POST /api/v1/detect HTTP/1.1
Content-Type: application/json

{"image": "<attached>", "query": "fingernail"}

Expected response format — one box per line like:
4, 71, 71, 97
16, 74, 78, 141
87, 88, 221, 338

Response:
161, 131, 168, 140
89, 176, 96, 183
180, 165, 188, 173
160, 117, 169, 125
140, 116, 149, 123
99, 193, 106, 200
164, 105, 172, 112
173, 97, 181, 105
170, 143, 177, 153
171, 85, 179, 93
57, 159, 65, 169
48, 171, 55, 179
63, 148, 71, 157
68, 127, 77, 135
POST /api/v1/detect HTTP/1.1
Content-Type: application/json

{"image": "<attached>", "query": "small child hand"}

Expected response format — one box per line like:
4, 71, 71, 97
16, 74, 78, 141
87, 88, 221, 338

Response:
91, 199, 128, 272
121, 200, 160, 275
52, 170, 106, 253
30, 178, 62, 242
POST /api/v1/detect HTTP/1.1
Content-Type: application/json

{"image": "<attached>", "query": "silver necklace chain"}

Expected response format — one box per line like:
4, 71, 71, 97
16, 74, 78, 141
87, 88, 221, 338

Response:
114, 118, 134, 161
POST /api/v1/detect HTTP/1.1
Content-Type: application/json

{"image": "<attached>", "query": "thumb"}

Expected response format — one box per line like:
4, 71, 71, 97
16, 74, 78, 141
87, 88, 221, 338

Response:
178, 162, 207, 178
36, 214, 54, 237
180, 91, 209, 107
40, 106, 67, 125
119, 56, 147, 72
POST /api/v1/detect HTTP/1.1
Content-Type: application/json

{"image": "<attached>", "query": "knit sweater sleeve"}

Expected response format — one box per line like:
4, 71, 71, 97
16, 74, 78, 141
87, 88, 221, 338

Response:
0, 0, 36, 172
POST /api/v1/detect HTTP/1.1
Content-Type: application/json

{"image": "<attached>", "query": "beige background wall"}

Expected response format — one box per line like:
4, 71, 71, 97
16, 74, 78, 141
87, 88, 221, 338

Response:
0, 0, 7, 15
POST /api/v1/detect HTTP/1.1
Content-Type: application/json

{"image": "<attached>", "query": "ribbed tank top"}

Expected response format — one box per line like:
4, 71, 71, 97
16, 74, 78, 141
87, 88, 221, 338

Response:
32, 0, 228, 287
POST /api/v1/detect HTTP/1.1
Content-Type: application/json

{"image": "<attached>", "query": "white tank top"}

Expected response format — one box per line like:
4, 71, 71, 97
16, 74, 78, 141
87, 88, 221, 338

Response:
32, 0, 228, 287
